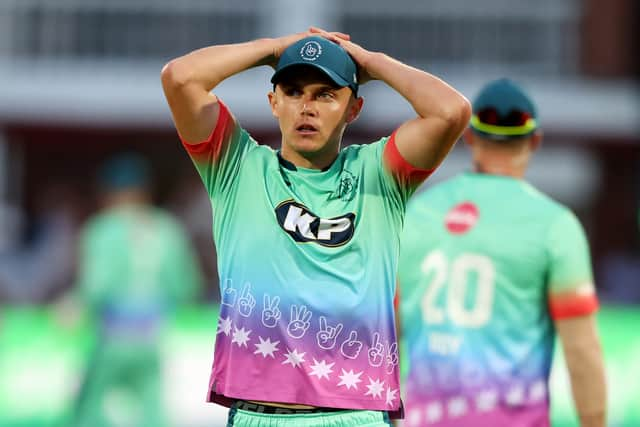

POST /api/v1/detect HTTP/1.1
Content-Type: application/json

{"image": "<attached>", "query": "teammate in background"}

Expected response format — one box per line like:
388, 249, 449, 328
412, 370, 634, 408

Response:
74, 153, 203, 427
398, 78, 606, 427
161, 28, 470, 426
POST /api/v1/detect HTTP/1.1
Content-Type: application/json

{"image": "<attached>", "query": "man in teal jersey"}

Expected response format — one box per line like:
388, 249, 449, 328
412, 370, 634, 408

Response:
398, 79, 607, 427
74, 153, 203, 427
161, 27, 470, 426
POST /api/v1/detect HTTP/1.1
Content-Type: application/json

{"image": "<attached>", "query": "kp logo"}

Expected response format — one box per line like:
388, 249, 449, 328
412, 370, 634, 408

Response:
275, 200, 355, 246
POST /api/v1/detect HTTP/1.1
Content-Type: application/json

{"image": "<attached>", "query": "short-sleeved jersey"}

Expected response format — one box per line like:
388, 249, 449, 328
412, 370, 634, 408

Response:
181, 101, 430, 416
398, 172, 598, 427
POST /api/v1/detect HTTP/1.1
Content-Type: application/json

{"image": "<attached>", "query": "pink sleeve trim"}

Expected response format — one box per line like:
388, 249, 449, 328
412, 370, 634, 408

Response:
383, 131, 435, 187
549, 293, 599, 319
180, 101, 232, 158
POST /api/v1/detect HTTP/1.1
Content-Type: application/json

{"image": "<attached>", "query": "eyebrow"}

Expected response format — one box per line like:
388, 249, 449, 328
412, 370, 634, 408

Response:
279, 82, 341, 92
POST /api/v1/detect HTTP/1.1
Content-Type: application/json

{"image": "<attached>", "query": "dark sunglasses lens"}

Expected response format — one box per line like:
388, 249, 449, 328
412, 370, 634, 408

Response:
477, 108, 530, 126
503, 110, 530, 126
477, 108, 499, 125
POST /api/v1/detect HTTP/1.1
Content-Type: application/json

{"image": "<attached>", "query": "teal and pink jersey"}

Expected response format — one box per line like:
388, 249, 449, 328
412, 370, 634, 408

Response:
180, 101, 432, 417
398, 172, 598, 427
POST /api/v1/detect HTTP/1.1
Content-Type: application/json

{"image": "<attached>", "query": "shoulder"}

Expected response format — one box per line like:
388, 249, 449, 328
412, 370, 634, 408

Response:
409, 174, 464, 205
518, 182, 575, 223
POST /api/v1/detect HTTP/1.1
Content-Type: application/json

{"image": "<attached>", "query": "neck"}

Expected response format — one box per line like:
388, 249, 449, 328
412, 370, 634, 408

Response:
280, 145, 339, 170
473, 161, 526, 178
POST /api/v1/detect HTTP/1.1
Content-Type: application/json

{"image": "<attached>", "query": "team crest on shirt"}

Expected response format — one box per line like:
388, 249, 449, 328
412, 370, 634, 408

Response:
331, 170, 358, 202
275, 200, 355, 246
445, 201, 479, 234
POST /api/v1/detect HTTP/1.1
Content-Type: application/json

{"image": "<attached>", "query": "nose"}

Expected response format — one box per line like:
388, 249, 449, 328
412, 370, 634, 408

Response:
299, 98, 316, 116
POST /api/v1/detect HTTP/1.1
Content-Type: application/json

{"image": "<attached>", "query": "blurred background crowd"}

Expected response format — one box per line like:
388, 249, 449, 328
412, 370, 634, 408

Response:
0, 0, 638, 426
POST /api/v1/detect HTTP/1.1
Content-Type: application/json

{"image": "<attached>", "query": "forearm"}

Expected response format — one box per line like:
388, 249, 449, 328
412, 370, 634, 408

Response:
365, 52, 469, 123
556, 316, 607, 427
162, 38, 277, 93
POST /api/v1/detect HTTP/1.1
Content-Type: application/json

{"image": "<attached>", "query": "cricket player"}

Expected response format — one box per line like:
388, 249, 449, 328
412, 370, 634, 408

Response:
74, 153, 203, 427
398, 78, 607, 427
161, 28, 470, 426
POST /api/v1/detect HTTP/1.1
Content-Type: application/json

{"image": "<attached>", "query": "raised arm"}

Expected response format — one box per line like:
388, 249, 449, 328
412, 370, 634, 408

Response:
161, 29, 351, 144
333, 36, 471, 170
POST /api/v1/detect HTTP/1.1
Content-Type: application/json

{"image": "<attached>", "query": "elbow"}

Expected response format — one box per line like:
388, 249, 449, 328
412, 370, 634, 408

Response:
161, 58, 192, 92
442, 96, 472, 133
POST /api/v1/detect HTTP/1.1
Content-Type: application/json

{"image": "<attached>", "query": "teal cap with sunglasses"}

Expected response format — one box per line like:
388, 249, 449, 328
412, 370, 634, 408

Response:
470, 78, 539, 140
271, 36, 359, 95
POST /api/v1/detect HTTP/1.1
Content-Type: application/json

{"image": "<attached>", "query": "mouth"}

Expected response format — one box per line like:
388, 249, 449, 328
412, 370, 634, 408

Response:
295, 123, 319, 135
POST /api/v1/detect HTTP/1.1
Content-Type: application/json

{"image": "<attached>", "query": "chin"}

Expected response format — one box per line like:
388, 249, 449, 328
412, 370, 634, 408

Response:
289, 138, 328, 156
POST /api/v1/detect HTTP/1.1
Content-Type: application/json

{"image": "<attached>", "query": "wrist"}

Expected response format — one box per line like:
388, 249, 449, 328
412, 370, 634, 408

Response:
360, 51, 385, 81
251, 38, 279, 67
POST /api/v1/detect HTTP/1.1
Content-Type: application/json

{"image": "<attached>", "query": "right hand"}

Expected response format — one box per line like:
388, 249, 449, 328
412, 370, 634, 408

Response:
266, 27, 351, 69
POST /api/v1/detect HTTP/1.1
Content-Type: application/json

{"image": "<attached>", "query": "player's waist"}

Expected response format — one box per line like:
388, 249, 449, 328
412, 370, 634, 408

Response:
236, 400, 347, 414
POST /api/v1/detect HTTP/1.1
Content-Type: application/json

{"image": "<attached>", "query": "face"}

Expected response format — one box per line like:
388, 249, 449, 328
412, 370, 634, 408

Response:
268, 67, 363, 167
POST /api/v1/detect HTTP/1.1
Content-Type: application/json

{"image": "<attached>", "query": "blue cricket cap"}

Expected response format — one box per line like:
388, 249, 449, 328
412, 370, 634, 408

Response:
98, 152, 150, 191
470, 78, 539, 140
271, 36, 359, 95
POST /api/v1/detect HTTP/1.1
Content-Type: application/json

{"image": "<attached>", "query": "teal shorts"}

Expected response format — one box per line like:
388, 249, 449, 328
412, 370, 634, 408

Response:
226, 406, 392, 427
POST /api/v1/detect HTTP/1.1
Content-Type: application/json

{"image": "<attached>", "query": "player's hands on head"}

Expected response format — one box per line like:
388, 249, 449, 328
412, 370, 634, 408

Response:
331, 37, 377, 84
267, 27, 351, 69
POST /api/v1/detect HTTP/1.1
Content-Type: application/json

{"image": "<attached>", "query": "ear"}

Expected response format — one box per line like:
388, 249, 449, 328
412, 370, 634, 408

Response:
267, 91, 279, 118
345, 96, 364, 124
530, 130, 543, 151
463, 128, 475, 146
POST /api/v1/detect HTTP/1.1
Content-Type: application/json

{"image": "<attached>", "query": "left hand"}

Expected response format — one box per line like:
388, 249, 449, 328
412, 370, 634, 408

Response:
314, 32, 377, 84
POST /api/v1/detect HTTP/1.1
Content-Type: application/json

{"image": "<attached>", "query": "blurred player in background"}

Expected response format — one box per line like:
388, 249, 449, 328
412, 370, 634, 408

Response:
161, 27, 470, 426
398, 79, 606, 427
74, 153, 203, 427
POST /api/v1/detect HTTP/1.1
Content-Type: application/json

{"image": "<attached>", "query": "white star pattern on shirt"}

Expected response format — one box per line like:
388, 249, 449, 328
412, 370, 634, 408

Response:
253, 336, 279, 358
282, 348, 306, 368
337, 369, 363, 390
447, 396, 468, 418
476, 389, 498, 412
217, 316, 232, 336
385, 386, 398, 407
308, 359, 334, 380
231, 326, 251, 348
506, 384, 525, 406
364, 377, 385, 399
425, 402, 443, 423
529, 380, 547, 402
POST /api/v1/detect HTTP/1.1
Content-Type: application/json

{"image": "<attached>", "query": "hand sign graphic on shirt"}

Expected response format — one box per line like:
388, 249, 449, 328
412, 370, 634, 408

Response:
368, 332, 385, 367
221, 279, 237, 308
237, 283, 256, 317
262, 294, 282, 328
287, 305, 312, 339
341, 330, 363, 359
386, 341, 399, 374
316, 316, 343, 350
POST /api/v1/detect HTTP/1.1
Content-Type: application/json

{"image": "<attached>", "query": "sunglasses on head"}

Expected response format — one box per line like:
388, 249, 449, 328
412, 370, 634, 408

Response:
476, 107, 532, 127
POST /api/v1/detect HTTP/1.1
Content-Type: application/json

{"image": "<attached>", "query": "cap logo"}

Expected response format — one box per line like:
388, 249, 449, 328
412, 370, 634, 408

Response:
300, 41, 322, 62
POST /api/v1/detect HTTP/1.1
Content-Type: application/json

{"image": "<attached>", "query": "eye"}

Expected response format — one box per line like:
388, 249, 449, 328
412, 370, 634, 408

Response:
283, 87, 302, 97
317, 91, 335, 100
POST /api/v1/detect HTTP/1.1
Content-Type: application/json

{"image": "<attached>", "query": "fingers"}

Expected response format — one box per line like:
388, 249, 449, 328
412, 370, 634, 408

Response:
372, 332, 381, 346
334, 323, 343, 336
319, 316, 327, 331
240, 282, 251, 298
308, 27, 351, 41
